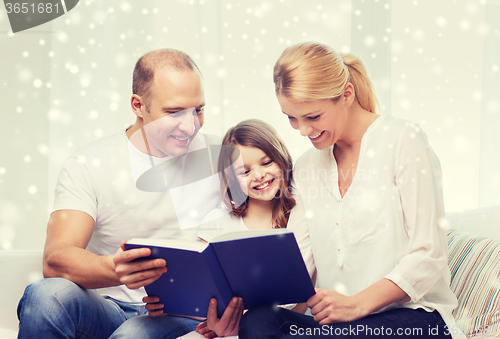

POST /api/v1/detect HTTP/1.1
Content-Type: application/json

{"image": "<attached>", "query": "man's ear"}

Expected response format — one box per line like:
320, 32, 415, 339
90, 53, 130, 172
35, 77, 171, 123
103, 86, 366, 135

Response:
343, 82, 356, 108
131, 94, 146, 118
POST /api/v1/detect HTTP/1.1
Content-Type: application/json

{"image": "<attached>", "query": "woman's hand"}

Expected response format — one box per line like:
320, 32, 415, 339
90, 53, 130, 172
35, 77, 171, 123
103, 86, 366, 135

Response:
143, 296, 164, 317
195, 297, 244, 338
307, 280, 409, 325
307, 288, 366, 325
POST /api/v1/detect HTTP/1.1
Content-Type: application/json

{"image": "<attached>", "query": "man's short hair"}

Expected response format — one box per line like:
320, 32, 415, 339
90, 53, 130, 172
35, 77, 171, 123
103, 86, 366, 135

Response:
132, 49, 201, 109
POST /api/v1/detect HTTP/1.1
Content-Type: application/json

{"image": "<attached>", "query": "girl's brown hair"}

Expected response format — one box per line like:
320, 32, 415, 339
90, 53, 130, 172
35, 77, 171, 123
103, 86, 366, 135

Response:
273, 41, 379, 113
218, 119, 295, 228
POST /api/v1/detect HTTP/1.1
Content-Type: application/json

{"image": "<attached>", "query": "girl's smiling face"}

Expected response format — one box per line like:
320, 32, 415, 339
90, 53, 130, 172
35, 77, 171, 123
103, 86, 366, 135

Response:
231, 145, 283, 203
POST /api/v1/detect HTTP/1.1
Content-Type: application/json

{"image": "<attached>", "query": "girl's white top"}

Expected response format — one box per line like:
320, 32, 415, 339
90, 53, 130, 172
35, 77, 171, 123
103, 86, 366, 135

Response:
198, 197, 315, 279
198, 195, 316, 311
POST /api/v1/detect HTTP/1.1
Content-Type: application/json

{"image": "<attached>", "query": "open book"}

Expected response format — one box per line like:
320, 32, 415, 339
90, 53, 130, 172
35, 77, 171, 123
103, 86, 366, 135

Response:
124, 229, 315, 317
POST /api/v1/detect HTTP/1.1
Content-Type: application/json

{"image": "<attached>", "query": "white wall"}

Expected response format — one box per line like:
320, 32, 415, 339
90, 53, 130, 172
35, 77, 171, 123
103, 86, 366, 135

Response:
0, 0, 498, 250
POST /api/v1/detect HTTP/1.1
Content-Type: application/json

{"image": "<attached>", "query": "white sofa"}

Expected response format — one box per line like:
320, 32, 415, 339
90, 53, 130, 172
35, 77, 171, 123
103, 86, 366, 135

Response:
1, 206, 499, 339
0, 250, 43, 339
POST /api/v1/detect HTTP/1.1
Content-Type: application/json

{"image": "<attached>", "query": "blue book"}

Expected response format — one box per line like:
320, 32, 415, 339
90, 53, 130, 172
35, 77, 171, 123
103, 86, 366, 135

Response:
124, 229, 315, 318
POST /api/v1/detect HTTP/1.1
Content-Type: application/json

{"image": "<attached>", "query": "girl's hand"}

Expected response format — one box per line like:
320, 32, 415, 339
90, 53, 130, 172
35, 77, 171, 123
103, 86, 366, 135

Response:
195, 321, 217, 338
143, 296, 164, 317
307, 288, 366, 325
195, 297, 244, 337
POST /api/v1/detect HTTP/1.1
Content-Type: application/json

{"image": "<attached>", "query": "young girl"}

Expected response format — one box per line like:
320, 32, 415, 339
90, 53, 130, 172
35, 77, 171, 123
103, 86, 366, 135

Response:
198, 118, 296, 239
145, 119, 315, 338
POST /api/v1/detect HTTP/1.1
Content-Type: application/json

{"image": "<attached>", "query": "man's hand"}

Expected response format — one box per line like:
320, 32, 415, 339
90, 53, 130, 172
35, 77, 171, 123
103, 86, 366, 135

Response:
307, 288, 365, 325
195, 297, 244, 338
143, 296, 164, 317
113, 242, 168, 290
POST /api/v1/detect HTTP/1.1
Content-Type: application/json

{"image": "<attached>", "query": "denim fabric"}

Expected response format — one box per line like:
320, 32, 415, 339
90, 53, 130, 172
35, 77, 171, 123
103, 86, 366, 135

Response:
109, 315, 200, 339
239, 306, 453, 339
17, 278, 199, 339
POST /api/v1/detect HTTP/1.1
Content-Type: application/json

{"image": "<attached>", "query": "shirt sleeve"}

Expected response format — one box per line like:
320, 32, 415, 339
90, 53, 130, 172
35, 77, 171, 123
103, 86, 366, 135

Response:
287, 193, 316, 279
277, 195, 315, 312
52, 155, 99, 221
384, 123, 449, 303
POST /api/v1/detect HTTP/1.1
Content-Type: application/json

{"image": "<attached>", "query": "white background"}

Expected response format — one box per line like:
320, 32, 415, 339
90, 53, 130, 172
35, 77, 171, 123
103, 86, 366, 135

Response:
0, 0, 499, 250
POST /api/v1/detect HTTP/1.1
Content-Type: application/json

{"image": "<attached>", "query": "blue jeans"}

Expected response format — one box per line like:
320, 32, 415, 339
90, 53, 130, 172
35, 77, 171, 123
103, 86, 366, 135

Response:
109, 315, 202, 339
239, 305, 452, 338
17, 278, 200, 339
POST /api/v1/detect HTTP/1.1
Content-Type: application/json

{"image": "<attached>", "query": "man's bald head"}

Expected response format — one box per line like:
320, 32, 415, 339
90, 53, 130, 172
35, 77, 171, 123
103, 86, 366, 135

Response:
132, 49, 201, 109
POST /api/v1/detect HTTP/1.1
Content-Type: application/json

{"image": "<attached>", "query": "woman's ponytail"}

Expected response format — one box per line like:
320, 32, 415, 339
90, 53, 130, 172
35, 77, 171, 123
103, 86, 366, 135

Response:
341, 53, 379, 113
274, 42, 379, 114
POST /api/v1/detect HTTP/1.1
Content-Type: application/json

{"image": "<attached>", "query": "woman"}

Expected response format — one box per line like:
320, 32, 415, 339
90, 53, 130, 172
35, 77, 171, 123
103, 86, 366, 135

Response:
239, 42, 464, 339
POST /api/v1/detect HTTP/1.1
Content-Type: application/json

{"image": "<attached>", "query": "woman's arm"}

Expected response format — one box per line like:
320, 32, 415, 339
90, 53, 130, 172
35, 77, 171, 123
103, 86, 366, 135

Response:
385, 123, 449, 302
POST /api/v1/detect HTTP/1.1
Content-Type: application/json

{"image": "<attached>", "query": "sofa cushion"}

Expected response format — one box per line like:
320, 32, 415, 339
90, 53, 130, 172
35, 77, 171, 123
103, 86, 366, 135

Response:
447, 229, 500, 338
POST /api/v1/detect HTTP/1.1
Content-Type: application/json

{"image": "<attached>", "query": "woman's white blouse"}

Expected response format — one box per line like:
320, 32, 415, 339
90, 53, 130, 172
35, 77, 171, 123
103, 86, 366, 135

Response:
294, 114, 462, 337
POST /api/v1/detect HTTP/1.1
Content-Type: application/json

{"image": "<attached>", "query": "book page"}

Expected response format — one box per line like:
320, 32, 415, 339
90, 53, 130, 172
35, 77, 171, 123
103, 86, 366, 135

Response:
211, 228, 291, 243
127, 238, 208, 252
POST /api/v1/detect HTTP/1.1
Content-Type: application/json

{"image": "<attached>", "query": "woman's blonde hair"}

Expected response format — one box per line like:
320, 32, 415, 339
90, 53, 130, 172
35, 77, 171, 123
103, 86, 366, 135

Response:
273, 41, 379, 113
218, 119, 296, 229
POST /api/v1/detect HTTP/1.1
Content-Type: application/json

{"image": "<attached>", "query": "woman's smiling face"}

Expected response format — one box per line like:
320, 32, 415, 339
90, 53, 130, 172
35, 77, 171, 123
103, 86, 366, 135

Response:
277, 94, 349, 150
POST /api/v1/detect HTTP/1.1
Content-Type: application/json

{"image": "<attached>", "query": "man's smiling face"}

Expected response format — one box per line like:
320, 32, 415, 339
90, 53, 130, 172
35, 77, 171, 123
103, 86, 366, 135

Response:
141, 69, 205, 157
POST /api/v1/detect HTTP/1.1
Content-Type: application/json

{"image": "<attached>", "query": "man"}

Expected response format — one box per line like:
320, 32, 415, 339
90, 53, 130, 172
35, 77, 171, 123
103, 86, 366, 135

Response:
16, 49, 232, 339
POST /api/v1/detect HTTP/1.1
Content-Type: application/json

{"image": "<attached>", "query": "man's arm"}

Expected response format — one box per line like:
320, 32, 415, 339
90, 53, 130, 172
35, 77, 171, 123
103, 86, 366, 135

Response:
43, 209, 167, 289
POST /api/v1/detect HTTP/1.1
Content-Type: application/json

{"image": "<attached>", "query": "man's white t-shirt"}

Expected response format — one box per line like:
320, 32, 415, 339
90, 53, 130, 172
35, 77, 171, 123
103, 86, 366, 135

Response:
53, 130, 220, 303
